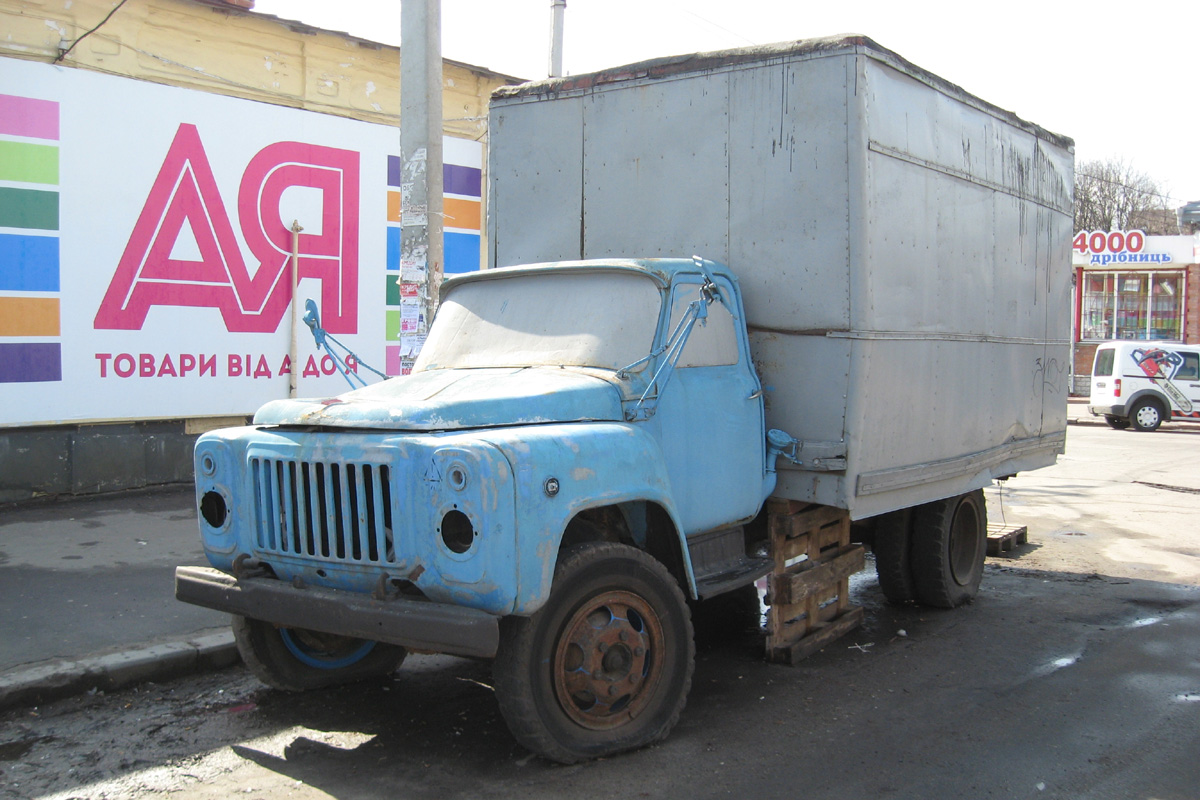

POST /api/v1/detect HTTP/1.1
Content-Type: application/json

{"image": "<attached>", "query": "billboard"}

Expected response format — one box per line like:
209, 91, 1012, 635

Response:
0, 58, 482, 426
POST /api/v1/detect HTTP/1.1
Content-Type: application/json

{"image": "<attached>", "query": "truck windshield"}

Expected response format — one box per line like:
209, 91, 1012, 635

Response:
414, 270, 663, 371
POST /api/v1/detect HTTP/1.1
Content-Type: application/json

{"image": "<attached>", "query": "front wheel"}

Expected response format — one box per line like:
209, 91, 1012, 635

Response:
910, 490, 987, 609
1129, 398, 1164, 432
492, 543, 694, 763
232, 616, 407, 692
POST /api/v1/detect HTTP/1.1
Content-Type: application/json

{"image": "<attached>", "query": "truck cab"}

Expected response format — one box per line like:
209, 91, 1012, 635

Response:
178, 257, 781, 762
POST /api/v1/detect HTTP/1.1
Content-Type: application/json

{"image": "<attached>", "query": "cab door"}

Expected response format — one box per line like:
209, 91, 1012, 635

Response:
653, 275, 765, 534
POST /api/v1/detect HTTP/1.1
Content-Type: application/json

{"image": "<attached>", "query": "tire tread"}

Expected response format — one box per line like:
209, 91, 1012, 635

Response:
910, 490, 986, 609
873, 508, 916, 605
492, 542, 694, 763
232, 615, 405, 692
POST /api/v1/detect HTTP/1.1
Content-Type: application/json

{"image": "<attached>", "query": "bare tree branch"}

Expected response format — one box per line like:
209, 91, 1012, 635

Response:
1074, 158, 1175, 234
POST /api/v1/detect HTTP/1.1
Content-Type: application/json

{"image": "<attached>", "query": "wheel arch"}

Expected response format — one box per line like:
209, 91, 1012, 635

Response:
558, 501, 694, 600
483, 422, 696, 614
1124, 388, 1170, 415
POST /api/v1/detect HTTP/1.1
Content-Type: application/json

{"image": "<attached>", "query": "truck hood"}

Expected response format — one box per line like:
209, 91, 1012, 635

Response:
253, 367, 624, 431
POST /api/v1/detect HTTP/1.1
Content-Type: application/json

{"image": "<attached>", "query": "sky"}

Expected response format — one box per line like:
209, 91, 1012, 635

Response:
252, 0, 1198, 209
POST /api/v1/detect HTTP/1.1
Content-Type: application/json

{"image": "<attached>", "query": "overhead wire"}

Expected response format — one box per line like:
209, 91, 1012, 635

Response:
55, 0, 132, 64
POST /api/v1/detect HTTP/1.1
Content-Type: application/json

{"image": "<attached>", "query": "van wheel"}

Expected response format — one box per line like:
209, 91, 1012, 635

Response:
910, 491, 987, 609
1129, 398, 1164, 432
492, 543, 694, 763
232, 616, 406, 692
873, 509, 916, 604
1104, 415, 1130, 430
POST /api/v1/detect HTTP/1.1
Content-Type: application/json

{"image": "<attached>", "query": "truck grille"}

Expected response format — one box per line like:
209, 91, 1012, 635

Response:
250, 458, 398, 564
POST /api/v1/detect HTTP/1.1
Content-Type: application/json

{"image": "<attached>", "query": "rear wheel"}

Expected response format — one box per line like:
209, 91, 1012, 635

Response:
1129, 398, 1164, 432
910, 490, 987, 609
492, 543, 694, 763
232, 616, 406, 692
872, 508, 916, 604
1104, 415, 1130, 430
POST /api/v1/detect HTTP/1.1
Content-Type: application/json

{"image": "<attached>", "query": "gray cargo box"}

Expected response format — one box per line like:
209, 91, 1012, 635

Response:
487, 35, 1074, 519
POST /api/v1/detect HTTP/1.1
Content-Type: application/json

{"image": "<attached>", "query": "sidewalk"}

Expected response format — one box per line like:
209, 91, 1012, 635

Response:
1068, 395, 1103, 424
0, 487, 239, 710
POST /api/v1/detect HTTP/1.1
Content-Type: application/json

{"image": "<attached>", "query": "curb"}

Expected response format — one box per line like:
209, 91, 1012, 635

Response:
0, 628, 240, 712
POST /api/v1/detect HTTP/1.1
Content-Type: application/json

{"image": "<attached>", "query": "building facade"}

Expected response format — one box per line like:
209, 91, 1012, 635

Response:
1072, 231, 1200, 393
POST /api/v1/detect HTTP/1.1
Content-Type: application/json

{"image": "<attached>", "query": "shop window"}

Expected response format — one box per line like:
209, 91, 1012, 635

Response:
1081, 270, 1184, 341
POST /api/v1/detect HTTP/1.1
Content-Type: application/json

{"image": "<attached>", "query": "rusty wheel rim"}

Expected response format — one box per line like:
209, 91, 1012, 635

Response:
552, 589, 665, 730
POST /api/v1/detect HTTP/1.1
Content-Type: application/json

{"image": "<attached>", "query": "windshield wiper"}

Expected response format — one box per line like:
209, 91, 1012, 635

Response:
618, 259, 727, 421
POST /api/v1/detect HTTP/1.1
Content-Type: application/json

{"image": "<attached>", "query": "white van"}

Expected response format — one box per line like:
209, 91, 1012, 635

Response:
1089, 341, 1200, 431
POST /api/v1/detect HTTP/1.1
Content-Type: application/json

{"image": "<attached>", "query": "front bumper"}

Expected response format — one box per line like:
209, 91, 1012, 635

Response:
175, 566, 500, 659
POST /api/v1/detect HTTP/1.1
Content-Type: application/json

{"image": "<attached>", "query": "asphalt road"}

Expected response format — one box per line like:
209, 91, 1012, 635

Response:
2, 418, 1199, 800
0, 487, 225, 673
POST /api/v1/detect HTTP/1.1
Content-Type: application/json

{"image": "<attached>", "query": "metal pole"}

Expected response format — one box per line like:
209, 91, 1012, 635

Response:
401, 0, 444, 362
289, 219, 303, 398
549, 0, 566, 78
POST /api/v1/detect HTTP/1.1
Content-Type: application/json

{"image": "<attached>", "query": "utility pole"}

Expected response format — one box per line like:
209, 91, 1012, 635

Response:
400, 0, 444, 369
549, 0, 566, 78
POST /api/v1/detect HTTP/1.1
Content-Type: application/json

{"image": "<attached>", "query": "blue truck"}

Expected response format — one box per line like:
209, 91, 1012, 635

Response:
176, 37, 1074, 762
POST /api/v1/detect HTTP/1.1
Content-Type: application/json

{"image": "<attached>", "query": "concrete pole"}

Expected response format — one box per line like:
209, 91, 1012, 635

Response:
401, 0, 444, 345
549, 0, 566, 78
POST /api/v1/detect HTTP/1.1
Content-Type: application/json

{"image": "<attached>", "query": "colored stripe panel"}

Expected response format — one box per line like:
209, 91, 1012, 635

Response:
387, 154, 402, 188
0, 141, 59, 184
390, 156, 481, 197
0, 95, 59, 141
385, 274, 401, 306
0, 187, 59, 231
387, 193, 478, 229
0, 296, 60, 337
443, 197, 481, 231
0, 342, 61, 383
385, 309, 401, 341
444, 164, 481, 198
385, 345, 404, 376
0, 233, 60, 291
444, 231, 480, 274
386, 226, 400, 270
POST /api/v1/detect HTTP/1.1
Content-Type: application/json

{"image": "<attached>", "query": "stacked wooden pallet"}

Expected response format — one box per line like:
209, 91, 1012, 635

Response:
986, 523, 1029, 556
764, 500, 864, 664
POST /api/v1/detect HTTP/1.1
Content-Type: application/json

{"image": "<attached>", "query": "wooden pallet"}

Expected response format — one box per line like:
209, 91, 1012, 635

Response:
986, 523, 1029, 556
764, 500, 864, 664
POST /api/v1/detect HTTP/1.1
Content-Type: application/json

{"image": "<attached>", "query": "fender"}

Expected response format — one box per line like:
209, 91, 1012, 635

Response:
480, 421, 693, 614
1122, 387, 1173, 415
